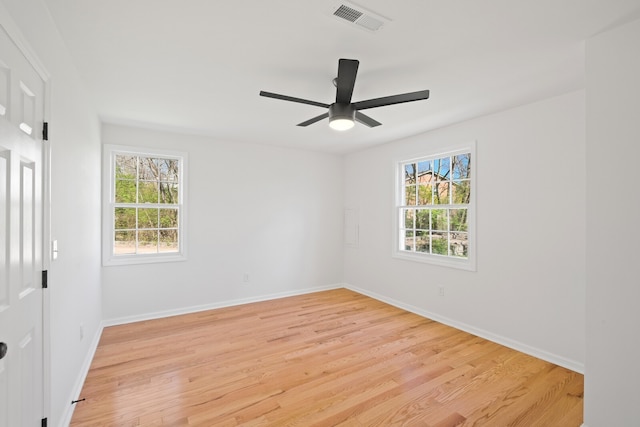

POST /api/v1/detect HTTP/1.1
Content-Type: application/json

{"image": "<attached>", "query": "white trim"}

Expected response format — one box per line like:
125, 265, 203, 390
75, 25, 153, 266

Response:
0, 6, 53, 423
102, 144, 188, 266
344, 283, 584, 374
0, 3, 51, 81
42, 138, 52, 426
57, 322, 103, 427
392, 141, 477, 271
103, 284, 344, 327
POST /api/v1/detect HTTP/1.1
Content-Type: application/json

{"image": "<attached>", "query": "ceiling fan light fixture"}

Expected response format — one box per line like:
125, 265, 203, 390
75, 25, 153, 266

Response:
328, 103, 355, 131
329, 117, 355, 131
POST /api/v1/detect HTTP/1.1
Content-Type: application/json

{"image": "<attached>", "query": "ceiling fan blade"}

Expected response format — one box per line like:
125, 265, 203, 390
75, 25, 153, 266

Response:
260, 91, 330, 109
297, 112, 329, 127
355, 112, 382, 128
353, 90, 430, 111
335, 59, 359, 104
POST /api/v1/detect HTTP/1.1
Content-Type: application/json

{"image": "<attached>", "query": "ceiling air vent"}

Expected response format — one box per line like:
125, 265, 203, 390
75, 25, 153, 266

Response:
330, 2, 390, 33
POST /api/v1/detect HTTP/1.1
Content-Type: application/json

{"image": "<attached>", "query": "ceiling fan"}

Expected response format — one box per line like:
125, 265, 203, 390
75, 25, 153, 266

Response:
259, 58, 430, 131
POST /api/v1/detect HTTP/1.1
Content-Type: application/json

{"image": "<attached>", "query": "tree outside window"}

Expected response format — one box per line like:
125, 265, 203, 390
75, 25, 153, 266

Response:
396, 145, 475, 270
103, 145, 187, 266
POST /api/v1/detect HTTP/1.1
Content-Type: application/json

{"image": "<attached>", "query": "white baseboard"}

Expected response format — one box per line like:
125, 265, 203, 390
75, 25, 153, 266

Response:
58, 323, 104, 427
344, 283, 585, 374
103, 284, 343, 327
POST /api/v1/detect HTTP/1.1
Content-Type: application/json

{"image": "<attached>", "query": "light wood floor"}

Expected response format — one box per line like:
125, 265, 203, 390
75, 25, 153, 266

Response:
70, 289, 583, 426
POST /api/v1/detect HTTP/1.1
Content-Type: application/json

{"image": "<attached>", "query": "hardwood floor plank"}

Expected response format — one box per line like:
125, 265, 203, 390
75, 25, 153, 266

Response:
70, 289, 583, 426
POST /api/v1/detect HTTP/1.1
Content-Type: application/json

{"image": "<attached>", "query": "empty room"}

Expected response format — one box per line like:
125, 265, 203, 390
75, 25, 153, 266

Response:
1, 0, 639, 426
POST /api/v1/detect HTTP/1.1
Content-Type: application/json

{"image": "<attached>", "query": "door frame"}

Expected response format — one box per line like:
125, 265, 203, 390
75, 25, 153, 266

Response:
0, 3, 52, 421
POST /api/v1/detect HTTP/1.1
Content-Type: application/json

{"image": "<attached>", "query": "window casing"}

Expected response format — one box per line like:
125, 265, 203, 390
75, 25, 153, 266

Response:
103, 144, 187, 266
394, 143, 476, 270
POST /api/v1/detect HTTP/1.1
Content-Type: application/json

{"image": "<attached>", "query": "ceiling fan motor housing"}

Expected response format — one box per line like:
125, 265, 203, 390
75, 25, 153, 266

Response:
329, 103, 355, 121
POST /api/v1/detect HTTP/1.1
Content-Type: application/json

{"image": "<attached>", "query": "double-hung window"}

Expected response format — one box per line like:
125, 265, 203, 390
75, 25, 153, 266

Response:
394, 143, 475, 270
103, 144, 187, 266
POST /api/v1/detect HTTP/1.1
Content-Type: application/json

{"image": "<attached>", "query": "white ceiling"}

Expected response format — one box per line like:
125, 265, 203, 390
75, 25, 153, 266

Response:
43, 0, 640, 154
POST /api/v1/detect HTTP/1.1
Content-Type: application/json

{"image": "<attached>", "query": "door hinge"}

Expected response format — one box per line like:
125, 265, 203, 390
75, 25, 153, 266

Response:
42, 122, 48, 141
42, 270, 48, 289
41, 418, 48, 427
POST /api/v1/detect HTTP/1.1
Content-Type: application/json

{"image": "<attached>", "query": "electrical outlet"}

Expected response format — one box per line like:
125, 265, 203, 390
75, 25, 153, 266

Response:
79, 322, 85, 340
438, 285, 445, 297
243, 272, 250, 283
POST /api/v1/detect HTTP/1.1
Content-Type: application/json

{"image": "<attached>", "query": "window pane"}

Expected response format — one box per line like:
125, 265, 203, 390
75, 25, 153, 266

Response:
158, 158, 179, 182
432, 209, 448, 231
159, 229, 178, 252
396, 148, 473, 267
106, 147, 186, 265
114, 230, 136, 254
115, 155, 137, 179
417, 160, 432, 183
417, 184, 432, 205
114, 207, 136, 229
138, 230, 158, 253
138, 157, 158, 181
416, 209, 430, 230
450, 232, 468, 257
405, 185, 416, 205
403, 209, 415, 229
159, 208, 178, 228
452, 154, 471, 179
416, 230, 429, 253
138, 181, 159, 203
434, 182, 450, 204
115, 179, 137, 203
404, 163, 416, 184
432, 232, 448, 255
452, 180, 470, 204
450, 209, 468, 232
159, 182, 178, 204
404, 230, 415, 251
433, 157, 451, 181
138, 208, 158, 228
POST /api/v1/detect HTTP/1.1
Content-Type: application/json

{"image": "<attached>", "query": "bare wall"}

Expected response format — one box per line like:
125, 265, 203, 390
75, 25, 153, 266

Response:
101, 124, 345, 322
584, 17, 640, 427
344, 90, 586, 371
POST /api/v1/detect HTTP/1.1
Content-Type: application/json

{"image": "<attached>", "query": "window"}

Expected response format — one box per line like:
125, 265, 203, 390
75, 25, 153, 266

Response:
394, 143, 475, 270
103, 144, 187, 266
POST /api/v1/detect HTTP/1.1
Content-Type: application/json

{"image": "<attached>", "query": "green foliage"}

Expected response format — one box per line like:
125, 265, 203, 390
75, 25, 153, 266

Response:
450, 209, 468, 232
113, 155, 180, 253
400, 152, 471, 259
432, 237, 448, 255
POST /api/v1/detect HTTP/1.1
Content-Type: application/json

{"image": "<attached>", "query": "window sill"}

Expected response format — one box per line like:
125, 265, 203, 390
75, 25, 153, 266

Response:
392, 250, 476, 271
103, 252, 187, 267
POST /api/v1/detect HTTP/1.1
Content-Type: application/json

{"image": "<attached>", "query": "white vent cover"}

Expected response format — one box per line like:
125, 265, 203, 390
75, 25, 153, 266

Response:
330, 2, 390, 33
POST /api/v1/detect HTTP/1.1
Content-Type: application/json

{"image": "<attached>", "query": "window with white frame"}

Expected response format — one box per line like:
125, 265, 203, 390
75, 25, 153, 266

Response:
394, 144, 475, 270
103, 145, 187, 266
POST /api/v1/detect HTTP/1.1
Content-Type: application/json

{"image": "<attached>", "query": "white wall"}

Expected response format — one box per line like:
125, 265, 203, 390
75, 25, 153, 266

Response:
344, 90, 586, 371
584, 18, 640, 427
101, 124, 344, 322
0, 0, 103, 426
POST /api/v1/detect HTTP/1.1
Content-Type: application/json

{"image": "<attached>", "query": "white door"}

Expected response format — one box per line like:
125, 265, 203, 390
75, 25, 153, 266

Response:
0, 22, 45, 427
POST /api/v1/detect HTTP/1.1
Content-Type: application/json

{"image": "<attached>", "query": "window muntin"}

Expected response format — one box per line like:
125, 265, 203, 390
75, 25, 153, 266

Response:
103, 145, 187, 266
396, 146, 474, 269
